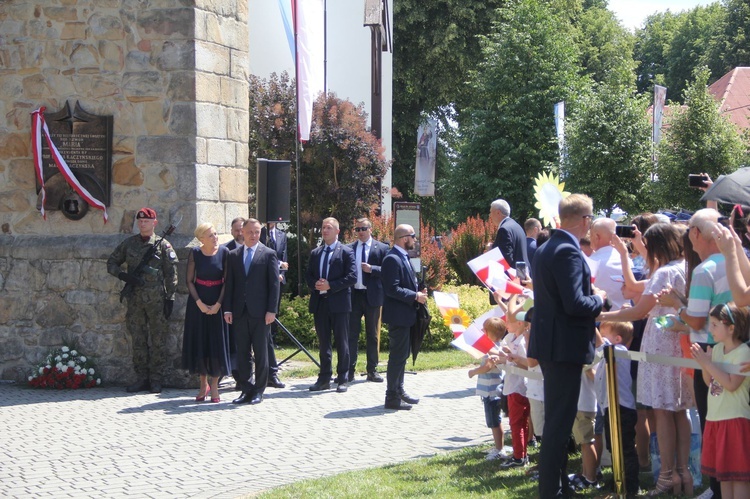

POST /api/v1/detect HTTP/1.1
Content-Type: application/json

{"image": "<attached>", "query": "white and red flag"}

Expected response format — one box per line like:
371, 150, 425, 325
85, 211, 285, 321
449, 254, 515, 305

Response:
467, 247, 510, 281
451, 306, 505, 358
469, 255, 524, 295
433, 290, 460, 315
292, 0, 324, 141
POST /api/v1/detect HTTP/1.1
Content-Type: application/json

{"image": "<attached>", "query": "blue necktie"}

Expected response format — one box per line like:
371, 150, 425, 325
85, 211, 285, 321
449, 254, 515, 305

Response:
244, 247, 253, 274
321, 246, 331, 280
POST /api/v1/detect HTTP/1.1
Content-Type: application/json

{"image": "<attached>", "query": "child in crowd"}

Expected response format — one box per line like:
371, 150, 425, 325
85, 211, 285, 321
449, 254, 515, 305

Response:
498, 296, 530, 468
595, 321, 639, 496
517, 308, 544, 446
691, 303, 750, 499
570, 350, 600, 490
468, 317, 509, 461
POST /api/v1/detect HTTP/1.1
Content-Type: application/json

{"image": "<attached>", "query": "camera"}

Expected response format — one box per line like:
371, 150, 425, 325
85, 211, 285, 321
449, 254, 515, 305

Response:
615, 225, 635, 238
688, 174, 709, 188
515, 262, 529, 281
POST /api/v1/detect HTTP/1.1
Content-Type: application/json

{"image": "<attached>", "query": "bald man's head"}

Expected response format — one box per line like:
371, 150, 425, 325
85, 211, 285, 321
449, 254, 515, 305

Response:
590, 218, 615, 251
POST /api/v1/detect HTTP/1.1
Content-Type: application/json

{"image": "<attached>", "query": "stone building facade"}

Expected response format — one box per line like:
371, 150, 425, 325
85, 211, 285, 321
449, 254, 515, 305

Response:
0, 0, 251, 386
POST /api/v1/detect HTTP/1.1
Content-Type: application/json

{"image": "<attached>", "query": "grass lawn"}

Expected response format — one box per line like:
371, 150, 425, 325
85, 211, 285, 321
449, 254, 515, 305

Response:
252, 445, 621, 498
274, 347, 476, 379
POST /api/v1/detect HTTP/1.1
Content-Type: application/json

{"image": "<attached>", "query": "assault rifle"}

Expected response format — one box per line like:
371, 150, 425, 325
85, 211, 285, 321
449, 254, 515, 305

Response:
119, 220, 179, 303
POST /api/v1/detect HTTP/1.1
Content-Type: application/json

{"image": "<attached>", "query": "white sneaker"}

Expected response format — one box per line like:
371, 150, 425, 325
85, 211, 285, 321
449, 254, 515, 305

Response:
694, 489, 713, 499
485, 448, 503, 460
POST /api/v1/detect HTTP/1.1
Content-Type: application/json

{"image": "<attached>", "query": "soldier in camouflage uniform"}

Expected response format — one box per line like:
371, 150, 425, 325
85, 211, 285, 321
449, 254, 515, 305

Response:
107, 208, 178, 393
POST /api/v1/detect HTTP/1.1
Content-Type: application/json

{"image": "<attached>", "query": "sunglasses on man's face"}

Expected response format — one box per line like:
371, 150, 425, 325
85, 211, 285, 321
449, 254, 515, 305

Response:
354, 227, 370, 232
401, 233, 417, 239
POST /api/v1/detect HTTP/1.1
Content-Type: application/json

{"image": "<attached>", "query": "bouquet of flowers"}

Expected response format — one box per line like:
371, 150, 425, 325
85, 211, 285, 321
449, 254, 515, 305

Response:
28, 344, 101, 389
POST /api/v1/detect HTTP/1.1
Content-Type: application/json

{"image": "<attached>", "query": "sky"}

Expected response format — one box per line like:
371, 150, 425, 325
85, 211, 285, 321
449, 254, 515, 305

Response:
608, 0, 716, 30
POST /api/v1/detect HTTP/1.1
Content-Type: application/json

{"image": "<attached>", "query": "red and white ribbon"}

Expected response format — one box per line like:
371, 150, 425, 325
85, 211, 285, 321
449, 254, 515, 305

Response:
31, 107, 108, 222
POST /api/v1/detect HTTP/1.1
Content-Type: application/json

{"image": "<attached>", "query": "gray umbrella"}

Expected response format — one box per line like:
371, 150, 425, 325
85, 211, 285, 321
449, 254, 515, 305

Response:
700, 167, 750, 208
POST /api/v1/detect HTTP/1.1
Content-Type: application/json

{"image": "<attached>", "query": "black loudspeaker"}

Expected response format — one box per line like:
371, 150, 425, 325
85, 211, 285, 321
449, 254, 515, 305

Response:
256, 159, 291, 223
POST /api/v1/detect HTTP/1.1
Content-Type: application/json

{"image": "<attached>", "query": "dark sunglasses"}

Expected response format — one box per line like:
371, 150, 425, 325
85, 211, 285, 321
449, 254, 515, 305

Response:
401, 233, 417, 239
354, 227, 370, 232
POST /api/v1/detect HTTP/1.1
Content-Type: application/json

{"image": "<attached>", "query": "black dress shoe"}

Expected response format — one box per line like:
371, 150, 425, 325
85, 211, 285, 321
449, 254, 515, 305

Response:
366, 371, 384, 383
267, 375, 285, 389
347, 371, 355, 383
336, 381, 348, 393
400, 392, 419, 405
309, 380, 330, 392
149, 382, 162, 394
249, 393, 263, 405
126, 380, 150, 393
384, 399, 412, 411
232, 392, 253, 404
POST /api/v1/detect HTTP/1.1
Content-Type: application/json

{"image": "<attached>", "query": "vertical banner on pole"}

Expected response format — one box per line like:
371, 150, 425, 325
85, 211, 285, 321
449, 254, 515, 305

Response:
554, 101, 565, 165
292, 0, 325, 141
414, 119, 437, 197
653, 85, 667, 145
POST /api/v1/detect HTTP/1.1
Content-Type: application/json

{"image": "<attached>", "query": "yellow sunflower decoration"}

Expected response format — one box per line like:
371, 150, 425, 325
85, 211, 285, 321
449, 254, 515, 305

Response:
443, 308, 471, 328
533, 172, 570, 228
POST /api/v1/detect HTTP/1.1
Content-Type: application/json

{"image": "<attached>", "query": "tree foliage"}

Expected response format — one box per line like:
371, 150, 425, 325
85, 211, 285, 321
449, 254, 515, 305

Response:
564, 84, 652, 216
655, 67, 748, 211
574, 6, 636, 88
391, 0, 505, 223
446, 0, 586, 221
247, 72, 388, 242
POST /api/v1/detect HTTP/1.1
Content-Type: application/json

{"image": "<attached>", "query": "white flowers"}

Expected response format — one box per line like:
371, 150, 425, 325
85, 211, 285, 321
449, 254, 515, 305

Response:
29, 344, 101, 389
80, 356, 87, 362
70, 350, 78, 356
61, 346, 69, 353
96, 379, 101, 385
38, 367, 45, 374
67, 360, 75, 368
88, 368, 95, 375
55, 355, 62, 362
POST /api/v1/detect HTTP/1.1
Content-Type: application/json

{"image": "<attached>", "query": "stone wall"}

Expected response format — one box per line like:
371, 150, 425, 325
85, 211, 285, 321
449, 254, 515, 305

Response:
0, 0, 251, 384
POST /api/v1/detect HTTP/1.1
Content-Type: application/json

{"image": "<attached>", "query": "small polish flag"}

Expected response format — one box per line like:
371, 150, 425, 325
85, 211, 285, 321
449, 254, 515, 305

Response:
467, 248, 510, 283
450, 323, 466, 338
451, 323, 497, 358
433, 291, 460, 315
485, 260, 525, 295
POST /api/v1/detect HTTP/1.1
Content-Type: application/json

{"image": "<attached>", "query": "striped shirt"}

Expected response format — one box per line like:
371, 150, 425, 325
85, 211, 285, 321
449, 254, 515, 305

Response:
687, 253, 731, 344
476, 343, 503, 398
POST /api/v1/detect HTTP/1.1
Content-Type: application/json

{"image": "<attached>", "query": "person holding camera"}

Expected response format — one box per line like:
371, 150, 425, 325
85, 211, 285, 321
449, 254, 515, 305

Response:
107, 208, 179, 394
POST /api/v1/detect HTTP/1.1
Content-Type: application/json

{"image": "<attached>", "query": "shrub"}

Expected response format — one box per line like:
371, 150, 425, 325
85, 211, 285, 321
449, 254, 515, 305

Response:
444, 216, 497, 285
275, 295, 317, 347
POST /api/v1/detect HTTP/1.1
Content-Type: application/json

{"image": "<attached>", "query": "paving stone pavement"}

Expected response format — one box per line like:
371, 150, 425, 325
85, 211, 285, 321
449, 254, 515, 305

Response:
0, 368, 497, 498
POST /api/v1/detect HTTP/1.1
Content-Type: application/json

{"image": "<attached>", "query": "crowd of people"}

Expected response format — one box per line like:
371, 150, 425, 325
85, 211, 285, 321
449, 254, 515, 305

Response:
107, 197, 750, 498
471, 196, 750, 498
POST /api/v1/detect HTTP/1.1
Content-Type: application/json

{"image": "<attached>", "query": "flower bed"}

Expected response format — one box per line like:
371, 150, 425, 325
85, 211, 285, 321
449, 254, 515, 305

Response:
28, 345, 101, 389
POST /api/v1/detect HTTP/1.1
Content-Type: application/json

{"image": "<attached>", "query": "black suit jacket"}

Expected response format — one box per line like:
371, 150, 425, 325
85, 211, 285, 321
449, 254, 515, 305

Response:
223, 243, 280, 318
305, 241, 357, 314
348, 238, 388, 307
261, 227, 288, 285
493, 217, 529, 270
223, 239, 239, 251
527, 229, 603, 365
381, 248, 418, 327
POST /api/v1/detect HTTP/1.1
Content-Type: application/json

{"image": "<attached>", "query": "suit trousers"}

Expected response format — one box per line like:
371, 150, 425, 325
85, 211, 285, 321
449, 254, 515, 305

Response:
234, 312, 270, 396
385, 324, 411, 400
538, 360, 583, 498
313, 297, 350, 382
348, 290, 381, 374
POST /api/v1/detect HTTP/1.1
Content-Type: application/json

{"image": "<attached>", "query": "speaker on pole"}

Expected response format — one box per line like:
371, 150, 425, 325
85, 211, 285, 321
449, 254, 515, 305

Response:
256, 159, 291, 222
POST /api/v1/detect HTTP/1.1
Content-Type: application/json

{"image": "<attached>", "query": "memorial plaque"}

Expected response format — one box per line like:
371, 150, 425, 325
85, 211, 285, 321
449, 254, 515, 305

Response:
35, 101, 112, 219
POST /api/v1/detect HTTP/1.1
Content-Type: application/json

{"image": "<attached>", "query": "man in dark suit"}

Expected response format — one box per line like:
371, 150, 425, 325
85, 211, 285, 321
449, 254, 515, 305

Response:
223, 216, 245, 251
527, 194, 606, 498
347, 217, 389, 383
260, 222, 289, 389
222, 218, 280, 405
305, 217, 357, 393
381, 224, 428, 411
490, 199, 529, 269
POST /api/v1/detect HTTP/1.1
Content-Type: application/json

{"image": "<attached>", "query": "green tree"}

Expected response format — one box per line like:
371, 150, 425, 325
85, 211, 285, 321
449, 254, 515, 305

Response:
655, 66, 747, 211
391, 0, 504, 226
634, 11, 682, 94
447, 0, 586, 221
574, 6, 636, 88
665, 4, 725, 101
705, 0, 750, 77
564, 83, 652, 216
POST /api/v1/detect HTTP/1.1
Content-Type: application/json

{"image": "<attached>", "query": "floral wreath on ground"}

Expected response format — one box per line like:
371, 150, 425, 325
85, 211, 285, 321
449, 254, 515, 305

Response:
28, 344, 101, 389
